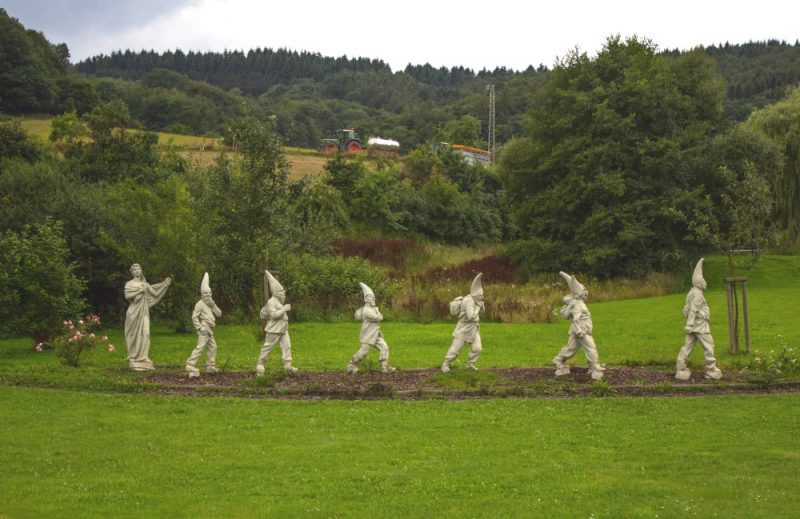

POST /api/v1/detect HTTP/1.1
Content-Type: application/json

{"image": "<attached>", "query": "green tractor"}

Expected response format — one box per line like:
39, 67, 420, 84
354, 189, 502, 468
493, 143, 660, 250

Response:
320, 129, 363, 154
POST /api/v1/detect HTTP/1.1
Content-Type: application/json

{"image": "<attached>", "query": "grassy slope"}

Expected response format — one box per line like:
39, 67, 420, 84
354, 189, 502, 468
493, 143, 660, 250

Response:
18, 117, 327, 180
0, 387, 797, 518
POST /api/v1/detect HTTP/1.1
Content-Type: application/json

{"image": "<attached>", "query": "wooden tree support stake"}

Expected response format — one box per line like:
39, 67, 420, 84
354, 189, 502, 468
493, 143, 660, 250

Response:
724, 277, 750, 354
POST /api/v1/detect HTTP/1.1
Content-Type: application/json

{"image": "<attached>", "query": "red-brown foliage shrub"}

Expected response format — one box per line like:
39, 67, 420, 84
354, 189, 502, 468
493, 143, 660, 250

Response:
417, 255, 517, 284
334, 238, 422, 270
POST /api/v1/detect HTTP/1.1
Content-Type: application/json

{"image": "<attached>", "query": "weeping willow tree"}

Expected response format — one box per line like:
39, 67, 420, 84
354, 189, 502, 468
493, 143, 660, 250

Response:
744, 87, 800, 247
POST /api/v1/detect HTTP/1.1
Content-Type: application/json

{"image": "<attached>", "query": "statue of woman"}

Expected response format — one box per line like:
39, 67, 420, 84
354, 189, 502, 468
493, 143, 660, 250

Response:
124, 263, 171, 371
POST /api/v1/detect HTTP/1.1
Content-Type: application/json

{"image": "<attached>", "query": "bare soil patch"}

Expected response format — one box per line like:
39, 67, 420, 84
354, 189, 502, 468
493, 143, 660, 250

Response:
142, 366, 800, 399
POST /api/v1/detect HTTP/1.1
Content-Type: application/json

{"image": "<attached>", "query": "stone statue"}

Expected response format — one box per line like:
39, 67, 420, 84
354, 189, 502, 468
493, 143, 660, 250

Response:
124, 263, 171, 371
441, 273, 484, 372
256, 270, 298, 375
552, 271, 605, 380
675, 258, 722, 380
347, 282, 396, 374
185, 272, 222, 378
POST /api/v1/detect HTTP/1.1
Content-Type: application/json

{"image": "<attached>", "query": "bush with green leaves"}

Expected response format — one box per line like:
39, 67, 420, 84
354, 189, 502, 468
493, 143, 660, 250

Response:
0, 119, 43, 162
0, 219, 86, 342
274, 253, 389, 321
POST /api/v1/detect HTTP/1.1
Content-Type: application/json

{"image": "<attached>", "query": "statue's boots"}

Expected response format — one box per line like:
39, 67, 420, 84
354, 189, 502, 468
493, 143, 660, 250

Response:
381, 361, 396, 373
553, 356, 570, 376
284, 362, 299, 374
589, 363, 605, 380
347, 362, 359, 374
186, 363, 200, 378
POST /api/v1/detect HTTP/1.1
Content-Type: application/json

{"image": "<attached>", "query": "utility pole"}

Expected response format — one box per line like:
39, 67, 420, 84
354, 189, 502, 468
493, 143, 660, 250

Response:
487, 84, 496, 165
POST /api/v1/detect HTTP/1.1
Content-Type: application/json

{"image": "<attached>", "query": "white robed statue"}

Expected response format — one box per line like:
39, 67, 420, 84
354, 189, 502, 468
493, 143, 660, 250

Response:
124, 263, 171, 371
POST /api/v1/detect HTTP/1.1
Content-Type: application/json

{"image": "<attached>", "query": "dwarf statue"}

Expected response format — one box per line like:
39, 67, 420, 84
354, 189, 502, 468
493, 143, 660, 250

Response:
185, 272, 222, 378
347, 282, 396, 374
441, 273, 484, 372
675, 258, 722, 380
256, 270, 298, 375
552, 271, 606, 380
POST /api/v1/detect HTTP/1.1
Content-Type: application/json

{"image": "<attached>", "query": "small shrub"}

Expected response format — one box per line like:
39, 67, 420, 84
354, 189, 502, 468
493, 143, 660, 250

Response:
51, 314, 112, 367
743, 336, 798, 384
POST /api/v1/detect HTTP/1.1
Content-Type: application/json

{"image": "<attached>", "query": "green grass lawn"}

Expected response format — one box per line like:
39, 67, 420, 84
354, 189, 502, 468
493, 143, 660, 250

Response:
0, 387, 797, 518
1, 255, 799, 517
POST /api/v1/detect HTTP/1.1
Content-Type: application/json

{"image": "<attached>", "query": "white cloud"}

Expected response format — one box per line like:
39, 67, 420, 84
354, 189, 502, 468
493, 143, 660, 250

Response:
21, 0, 800, 70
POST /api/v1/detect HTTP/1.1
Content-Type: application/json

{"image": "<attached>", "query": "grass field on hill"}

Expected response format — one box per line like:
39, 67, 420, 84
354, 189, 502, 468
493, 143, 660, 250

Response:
17, 117, 328, 180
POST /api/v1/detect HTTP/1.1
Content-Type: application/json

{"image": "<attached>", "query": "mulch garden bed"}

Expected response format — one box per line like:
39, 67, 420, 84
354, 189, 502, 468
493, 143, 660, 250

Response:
142, 366, 800, 399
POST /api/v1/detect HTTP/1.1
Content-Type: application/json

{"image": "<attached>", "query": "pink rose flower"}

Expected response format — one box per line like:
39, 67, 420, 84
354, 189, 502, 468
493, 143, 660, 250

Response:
102, 335, 108, 341
108, 344, 115, 352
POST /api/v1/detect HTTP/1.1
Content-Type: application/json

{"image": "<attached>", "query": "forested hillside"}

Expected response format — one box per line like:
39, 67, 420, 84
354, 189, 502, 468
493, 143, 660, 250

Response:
707, 40, 800, 120
75, 40, 800, 146
75, 47, 545, 149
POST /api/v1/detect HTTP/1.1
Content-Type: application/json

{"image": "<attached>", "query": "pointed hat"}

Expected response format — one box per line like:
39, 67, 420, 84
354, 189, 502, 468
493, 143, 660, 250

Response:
200, 272, 211, 294
559, 271, 585, 297
692, 258, 705, 287
470, 272, 483, 297
265, 270, 284, 295
358, 282, 374, 299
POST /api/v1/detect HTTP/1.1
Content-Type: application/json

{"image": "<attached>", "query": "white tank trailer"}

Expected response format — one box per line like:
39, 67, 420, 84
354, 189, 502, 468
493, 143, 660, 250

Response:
367, 137, 400, 158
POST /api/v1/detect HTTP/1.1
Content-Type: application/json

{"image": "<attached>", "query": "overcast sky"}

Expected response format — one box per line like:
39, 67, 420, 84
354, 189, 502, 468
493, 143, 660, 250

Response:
4, 0, 799, 71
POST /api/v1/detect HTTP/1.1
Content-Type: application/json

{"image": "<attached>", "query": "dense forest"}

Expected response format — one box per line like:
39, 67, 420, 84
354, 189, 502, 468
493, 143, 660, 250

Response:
74, 38, 800, 147
1, 7, 799, 343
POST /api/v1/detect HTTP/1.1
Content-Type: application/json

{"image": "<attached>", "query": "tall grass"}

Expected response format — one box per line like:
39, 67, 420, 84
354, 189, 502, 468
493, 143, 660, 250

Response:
336, 239, 684, 323
386, 271, 683, 323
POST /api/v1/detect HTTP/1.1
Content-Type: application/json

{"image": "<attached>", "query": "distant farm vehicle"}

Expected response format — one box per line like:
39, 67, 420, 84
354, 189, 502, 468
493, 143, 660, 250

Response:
320, 129, 364, 154
320, 130, 400, 157
433, 142, 491, 167
367, 137, 400, 158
